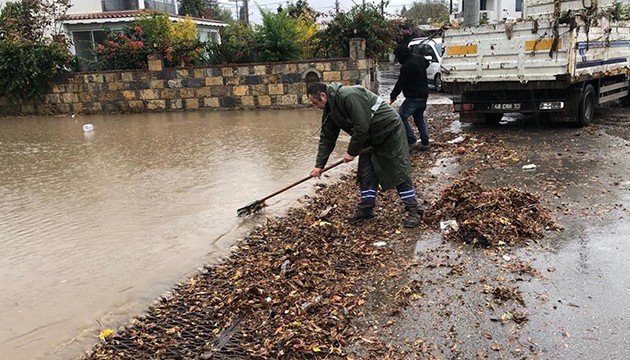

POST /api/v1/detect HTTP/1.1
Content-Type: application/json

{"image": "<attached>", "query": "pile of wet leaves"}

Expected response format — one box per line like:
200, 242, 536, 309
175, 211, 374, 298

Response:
85, 177, 414, 359
424, 177, 558, 246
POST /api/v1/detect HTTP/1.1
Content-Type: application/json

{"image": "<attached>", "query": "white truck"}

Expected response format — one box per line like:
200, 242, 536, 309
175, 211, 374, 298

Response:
442, 0, 630, 125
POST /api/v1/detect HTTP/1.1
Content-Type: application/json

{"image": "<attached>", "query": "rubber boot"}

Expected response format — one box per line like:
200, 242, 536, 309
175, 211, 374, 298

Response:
347, 208, 375, 225
403, 208, 423, 228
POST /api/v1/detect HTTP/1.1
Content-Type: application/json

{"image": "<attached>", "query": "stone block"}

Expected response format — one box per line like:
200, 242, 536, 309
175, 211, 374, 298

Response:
162, 69, 177, 80
276, 94, 298, 106
280, 73, 302, 83
182, 78, 203, 88
287, 82, 306, 95
261, 74, 279, 84
224, 77, 240, 86
193, 69, 205, 78
176, 69, 190, 78
184, 98, 200, 110
221, 67, 236, 77
237, 66, 250, 76
45, 94, 61, 103
250, 84, 267, 96
180, 88, 195, 98
98, 92, 117, 102
104, 73, 117, 83
160, 88, 178, 98
148, 59, 162, 71
211, 86, 230, 97
284, 63, 297, 73
121, 72, 134, 82
108, 82, 125, 91
129, 100, 144, 111
150, 80, 164, 89
315, 62, 332, 72
268, 83, 284, 95
253, 65, 266, 75
203, 97, 220, 108
205, 76, 223, 86
195, 87, 211, 97
129, 81, 149, 90
220, 96, 237, 108
271, 64, 284, 74
167, 79, 182, 88
342, 70, 360, 81
51, 84, 65, 93
61, 93, 79, 103
55, 103, 71, 114
168, 99, 183, 110
257, 95, 272, 107
146, 100, 166, 110
331, 61, 347, 71
323, 71, 342, 81
139, 89, 156, 100
122, 90, 137, 100
206, 67, 222, 77
233, 85, 249, 96
357, 59, 368, 69
243, 75, 262, 85
240, 96, 255, 107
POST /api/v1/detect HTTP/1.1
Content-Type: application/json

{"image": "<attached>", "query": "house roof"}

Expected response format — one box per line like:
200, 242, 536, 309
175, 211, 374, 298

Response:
61, 11, 227, 27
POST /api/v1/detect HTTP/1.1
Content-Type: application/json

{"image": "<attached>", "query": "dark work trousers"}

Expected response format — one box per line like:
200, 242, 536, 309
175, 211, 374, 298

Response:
357, 153, 422, 211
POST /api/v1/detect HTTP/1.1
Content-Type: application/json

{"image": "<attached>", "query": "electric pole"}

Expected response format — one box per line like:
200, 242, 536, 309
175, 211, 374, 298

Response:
463, 0, 479, 26
335, 0, 340, 14
243, 0, 249, 24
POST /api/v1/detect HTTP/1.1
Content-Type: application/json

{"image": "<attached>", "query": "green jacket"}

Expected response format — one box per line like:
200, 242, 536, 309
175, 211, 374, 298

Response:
315, 82, 411, 190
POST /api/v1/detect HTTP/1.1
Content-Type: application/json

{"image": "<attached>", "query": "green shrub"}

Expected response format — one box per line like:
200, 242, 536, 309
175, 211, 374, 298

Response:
255, 9, 301, 62
0, 38, 72, 101
94, 10, 205, 70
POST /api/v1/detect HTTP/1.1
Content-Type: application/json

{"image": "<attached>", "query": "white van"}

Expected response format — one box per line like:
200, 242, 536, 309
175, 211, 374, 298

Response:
408, 37, 444, 92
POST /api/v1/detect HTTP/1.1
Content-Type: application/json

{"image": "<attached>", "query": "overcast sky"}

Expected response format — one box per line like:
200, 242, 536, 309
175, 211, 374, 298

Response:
216, 0, 411, 24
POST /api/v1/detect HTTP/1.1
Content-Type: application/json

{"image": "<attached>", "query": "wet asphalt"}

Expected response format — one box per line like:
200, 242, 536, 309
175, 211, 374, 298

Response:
377, 63, 630, 359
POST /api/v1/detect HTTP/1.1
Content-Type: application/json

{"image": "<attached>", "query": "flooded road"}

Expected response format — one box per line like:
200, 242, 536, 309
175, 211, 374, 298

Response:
0, 109, 348, 359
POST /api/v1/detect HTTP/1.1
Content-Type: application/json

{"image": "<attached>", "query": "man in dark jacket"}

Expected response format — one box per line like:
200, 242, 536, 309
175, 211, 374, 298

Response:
391, 43, 431, 151
306, 82, 424, 228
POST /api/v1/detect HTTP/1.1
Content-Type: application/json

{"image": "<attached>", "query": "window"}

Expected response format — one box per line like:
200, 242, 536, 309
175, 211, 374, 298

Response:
102, 0, 138, 11
515, 0, 522, 12
480, 0, 487, 11
73, 30, 108, 61
144, 0, 176, 14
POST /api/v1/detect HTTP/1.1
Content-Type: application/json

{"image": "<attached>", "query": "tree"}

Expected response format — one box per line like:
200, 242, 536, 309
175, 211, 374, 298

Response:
282, 0, 318, 59
404, 1, 449, 25
316, 3, 397, 59
178, 0, 207, 18
255, 9, 301, 61
0, 0, 71, 41
178, 0, 232, 22
0, 0, 73, 101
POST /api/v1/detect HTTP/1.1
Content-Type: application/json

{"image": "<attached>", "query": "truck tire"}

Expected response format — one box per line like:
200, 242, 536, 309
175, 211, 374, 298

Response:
434, 74, 443, 93
578, 84, 596, 126
484, 112, 504, 124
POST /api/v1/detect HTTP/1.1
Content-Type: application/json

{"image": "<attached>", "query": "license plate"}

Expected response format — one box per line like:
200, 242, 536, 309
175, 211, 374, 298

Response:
491, 103, 521, 110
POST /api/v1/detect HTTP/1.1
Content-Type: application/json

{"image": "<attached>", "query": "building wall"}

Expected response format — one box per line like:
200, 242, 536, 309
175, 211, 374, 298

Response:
68, 0, 102, 13
0, 40, 378, 116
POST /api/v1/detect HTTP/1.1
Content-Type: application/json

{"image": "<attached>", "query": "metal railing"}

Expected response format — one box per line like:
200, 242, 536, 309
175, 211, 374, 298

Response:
144, 0, 176, 14
101, 0, 139, 12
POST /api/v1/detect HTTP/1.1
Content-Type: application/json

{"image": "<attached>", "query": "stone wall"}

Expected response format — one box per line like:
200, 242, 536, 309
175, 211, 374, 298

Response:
0, 38, 378, 116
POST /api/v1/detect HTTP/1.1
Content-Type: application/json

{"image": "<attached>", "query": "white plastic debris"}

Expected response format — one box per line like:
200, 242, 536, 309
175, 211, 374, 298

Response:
522, 164, 537, 170
447, 136, 465, 144
502, 255, 512, 261
439, 219, 459, 232
82, 123, 94, 132
373, 241, 387, 247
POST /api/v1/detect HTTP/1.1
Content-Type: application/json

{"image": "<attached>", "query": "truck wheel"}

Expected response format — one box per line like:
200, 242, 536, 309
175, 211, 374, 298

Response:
434, 74, 443, 93
484, 113, 504, 124
578, 84, 596, 126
